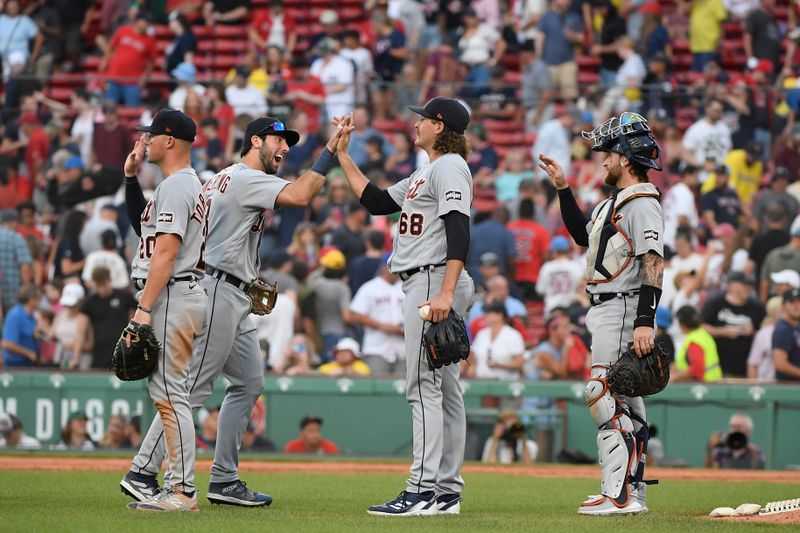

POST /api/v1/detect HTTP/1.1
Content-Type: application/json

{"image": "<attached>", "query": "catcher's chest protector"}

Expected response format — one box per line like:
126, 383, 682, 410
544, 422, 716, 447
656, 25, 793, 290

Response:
585, 182, 660, 284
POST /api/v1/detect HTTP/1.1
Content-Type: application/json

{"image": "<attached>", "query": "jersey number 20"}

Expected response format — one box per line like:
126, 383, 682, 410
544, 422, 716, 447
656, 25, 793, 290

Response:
398, 212, 424, 236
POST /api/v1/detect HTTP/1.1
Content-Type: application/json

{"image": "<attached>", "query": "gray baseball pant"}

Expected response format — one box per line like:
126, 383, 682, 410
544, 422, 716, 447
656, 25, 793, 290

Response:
137, 280, 207, 494
132, 276, 264, 485
402, 268, 474, 495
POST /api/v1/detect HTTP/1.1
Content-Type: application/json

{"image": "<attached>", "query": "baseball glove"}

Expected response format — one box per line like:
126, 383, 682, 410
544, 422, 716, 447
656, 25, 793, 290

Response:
607, 341, 670, 397
111, 321, 160, 381
248, 279, 278, 315
423, 309, 470, 370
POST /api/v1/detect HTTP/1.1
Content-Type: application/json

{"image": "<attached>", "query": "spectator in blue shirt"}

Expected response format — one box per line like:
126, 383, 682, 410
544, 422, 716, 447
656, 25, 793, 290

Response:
536, 0, 583, 100
468, 207, 517, 285
772, 288, 800, 381
0, 1, 43, 77
2, 285, 40, 367
0, 209, 33, 313
468, 275, 528, 325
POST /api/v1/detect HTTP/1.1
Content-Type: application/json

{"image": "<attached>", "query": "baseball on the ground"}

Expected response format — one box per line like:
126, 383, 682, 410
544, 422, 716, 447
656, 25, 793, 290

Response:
419, 305, 431, 321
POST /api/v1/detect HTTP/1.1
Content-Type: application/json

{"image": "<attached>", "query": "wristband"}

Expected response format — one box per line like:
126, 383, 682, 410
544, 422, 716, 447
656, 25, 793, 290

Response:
310, 148, 336, 176
634, 285, 662, 329
124, 175, 138, 184
137, 304, 152, 314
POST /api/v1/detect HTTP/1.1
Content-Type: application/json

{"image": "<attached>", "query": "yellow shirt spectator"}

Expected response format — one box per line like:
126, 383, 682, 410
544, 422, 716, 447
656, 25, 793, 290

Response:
318, 359, 372, 376
225, 67, 269, 94
719, 149, 763, 204
689, 0, 727, 53
319, 337, 372, 376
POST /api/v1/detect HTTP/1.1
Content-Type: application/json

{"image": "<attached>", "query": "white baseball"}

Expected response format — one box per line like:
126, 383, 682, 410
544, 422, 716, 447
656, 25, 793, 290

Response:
419, 305, 431, 321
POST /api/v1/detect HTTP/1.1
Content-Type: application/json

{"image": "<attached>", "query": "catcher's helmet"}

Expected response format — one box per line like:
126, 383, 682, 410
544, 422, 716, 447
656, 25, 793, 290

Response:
581, 112, 662, 171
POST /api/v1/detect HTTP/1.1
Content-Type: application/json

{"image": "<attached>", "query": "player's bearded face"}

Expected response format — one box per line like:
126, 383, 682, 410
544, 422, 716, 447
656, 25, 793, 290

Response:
258, 137, 286, 174
603, 152, 623, 187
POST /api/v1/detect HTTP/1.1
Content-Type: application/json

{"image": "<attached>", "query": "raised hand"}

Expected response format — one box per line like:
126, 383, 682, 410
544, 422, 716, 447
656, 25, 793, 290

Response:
334, 113, 355, 154
538, 153, 568, 190
124, 134, 147, 177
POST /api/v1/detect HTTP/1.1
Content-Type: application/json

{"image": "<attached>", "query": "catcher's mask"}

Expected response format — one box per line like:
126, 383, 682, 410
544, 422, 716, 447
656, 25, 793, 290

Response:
581, 112, 663, 171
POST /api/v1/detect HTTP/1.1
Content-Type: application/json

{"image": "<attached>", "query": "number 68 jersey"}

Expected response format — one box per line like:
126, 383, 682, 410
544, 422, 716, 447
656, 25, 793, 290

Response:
130, 168, 206, 281
385, 153, 473, 273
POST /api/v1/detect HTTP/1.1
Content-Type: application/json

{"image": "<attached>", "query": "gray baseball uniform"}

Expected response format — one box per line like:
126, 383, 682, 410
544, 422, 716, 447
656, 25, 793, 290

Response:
582, 182, 663, 504
131, 162, 288, 485
386, 153, 475, 496
129, 167, 208, 495
585, 183, 664, 366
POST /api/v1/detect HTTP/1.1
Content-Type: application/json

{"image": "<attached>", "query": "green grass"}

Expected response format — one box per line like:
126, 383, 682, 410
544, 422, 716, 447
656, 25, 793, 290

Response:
0, 469, 794, 532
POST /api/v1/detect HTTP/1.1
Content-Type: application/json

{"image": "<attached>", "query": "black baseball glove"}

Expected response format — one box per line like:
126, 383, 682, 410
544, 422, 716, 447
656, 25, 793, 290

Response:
111, 321, 160, 381
423, 309, 470, 370
607, 341, 670, 397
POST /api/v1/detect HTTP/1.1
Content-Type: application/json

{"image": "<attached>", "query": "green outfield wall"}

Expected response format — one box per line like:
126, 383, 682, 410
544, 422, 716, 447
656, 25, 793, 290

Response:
0, 371, 798, 469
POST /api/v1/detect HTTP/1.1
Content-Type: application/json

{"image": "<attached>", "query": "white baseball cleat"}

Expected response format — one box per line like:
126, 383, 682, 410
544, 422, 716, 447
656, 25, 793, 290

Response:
433, 493, 462, 515
130, 489, 199, 512
578, 495, 643, 516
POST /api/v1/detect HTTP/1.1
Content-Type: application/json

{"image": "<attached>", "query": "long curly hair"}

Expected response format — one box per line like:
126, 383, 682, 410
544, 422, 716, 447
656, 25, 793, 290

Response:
433, 127, 472, 161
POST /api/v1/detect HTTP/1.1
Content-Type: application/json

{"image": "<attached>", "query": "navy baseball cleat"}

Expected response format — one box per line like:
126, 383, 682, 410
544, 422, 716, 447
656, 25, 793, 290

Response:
433, 493, 462, 515
207, 480, 272, 507
367, 490, 436, 516
120, 471, 161, 502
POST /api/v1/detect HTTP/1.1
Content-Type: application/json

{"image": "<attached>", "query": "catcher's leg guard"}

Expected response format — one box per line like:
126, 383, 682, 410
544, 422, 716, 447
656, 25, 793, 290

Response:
584, 367, 637, 505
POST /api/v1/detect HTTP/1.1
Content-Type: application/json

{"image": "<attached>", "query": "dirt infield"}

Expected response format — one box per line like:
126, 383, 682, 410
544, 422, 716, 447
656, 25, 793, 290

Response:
708, 511, 800, 525
1, 455, 799, 485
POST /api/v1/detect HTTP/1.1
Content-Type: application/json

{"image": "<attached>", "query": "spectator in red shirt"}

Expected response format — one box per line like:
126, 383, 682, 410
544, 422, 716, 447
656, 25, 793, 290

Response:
100, 11, 157, 106
19, 113, 49, 200
283, 415, 340, 455
507, 198, 550, 301
285, 56, 326, 134
206, 84, 236, 162
249, 0, 297, 56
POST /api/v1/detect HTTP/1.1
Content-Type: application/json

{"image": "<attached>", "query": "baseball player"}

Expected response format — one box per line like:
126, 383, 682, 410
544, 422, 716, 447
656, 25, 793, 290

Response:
120, 117, 346, 507
538, 112, 665, 516
120, 108, 208, 512
335, 97, 475, 516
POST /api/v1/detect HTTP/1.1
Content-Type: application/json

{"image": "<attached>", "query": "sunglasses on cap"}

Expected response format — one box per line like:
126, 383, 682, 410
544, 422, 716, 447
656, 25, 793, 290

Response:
256, 121, 286, 135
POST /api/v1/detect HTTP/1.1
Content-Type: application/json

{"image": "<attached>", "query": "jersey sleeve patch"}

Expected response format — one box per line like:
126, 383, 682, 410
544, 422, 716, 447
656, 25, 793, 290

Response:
445, 190, 462, 201
643, 229, 659, 241
157, 212, 175, 224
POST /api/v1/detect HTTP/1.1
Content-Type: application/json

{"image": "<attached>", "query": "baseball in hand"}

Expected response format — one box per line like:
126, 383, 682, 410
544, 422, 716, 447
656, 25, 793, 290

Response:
419, 305, 431, 321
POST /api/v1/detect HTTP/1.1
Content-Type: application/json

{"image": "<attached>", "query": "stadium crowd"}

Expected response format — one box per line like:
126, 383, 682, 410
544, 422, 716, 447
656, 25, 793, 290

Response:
0, 0, 799, 391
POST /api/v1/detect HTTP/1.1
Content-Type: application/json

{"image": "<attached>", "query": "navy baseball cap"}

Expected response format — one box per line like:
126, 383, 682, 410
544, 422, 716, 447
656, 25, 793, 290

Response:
243, 117, 300, 152
409, 96, 470, 133
136, 107, 196, 143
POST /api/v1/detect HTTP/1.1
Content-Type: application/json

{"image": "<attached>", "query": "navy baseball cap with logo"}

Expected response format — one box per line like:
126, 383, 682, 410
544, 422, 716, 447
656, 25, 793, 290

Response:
135, 107, 196, 143
409, 96, 470, 133
242, 117, 300, 153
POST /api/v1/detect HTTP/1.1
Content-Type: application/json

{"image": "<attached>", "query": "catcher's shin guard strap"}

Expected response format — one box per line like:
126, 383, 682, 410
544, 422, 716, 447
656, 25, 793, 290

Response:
597, 428, 636, 501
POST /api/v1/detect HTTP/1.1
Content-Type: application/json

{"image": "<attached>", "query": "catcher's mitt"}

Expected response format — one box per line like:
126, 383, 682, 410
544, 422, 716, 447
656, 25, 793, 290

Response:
423, 309, 470, 370
111, 321, 160, 381
607, 341, 670, 397
248, 279, 278, 315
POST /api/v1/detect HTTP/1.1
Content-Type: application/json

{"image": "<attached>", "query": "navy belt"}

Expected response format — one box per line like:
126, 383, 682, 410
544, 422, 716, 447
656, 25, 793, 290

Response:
398, 263, 447, 282
133, 276, 195, 291
205, 265, 250, 291
588, 290, 640, 307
